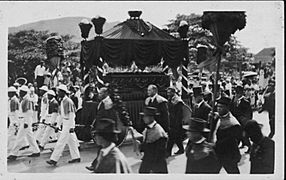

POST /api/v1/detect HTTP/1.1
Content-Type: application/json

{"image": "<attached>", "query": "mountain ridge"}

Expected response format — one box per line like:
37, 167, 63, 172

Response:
8, 16, 120, 42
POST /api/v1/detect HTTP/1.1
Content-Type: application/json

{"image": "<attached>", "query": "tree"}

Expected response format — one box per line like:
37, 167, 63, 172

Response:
8, 30, 80, 85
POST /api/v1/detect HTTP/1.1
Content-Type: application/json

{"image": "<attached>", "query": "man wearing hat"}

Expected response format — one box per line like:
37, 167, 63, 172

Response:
46, 84, 80, 166
261, 78, 275, 138
210, 96, 242, 174
244, 120, 274, 174
7, 86, 20, 152
35, 85, 49, 143
192, 86, 212, 128
137, 107, 168, 173
38, 90, 59, 150
230, 84, 253, 152
85, 118, 132, 173
185, 118, 220, 173
166, 87, 185, 156
8, 86, 41, 161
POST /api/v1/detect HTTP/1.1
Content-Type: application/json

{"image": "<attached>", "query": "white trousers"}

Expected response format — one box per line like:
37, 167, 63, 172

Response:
9, 118, 40, 156
34, 121, 46, 142
7, 116, 18, 152
39, 115, 58, 147
50, 120, 80, 161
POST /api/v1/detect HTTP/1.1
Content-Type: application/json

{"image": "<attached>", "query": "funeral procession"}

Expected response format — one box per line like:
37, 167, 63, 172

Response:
4, 2, 283, 177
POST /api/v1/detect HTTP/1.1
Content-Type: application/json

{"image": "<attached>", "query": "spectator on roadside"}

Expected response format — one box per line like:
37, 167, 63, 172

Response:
34, 61, 46, 89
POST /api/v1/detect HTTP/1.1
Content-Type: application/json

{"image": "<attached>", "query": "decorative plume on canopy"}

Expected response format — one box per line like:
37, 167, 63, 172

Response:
79, 19, 93, 39
202, 11, 246, 47
91, 16, 106, 35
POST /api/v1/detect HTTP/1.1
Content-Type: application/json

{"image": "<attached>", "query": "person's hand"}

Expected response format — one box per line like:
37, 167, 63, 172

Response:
208, 111, 219, 121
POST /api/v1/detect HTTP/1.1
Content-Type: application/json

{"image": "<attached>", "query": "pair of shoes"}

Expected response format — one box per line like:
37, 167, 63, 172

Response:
28, 153, 40, 157
46, 160, 57, 166
7, 155, 17, 161
174, 150, 184, 155
19, 145, 30, 151
68, 158, 81, 163
86, 166, 94, 171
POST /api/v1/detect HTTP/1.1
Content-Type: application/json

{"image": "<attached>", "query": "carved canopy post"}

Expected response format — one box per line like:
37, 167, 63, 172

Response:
201, 11, 246, 142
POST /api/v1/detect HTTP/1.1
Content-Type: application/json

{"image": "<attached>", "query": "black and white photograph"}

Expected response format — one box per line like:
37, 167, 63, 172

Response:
0, 1, 284, 180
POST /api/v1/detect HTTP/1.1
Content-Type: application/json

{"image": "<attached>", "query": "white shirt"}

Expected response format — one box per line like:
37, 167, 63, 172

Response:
34, 65, 46, 78
150, 94, 158, 103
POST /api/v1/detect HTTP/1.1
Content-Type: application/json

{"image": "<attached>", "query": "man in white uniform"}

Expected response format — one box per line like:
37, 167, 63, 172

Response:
46, 84, 80, 166
29, 87, 38, 124
8, 85, 41, 161
38, 90, 59, 150
7, 87, 19, 152
35, 85, 49, 142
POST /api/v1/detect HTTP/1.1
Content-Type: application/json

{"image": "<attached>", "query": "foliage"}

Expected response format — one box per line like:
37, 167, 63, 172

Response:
166, 13, 250, 73
8, 29, 80, 84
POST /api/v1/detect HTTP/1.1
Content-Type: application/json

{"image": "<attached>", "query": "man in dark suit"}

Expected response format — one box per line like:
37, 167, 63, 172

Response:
192, 86, 212, 128
166, 87, 184, 156
245, 120, 274, 174
86, 118, 132, 173
145, 84, 170, 133
230, 85, 253, 152
185, 118, 220, 174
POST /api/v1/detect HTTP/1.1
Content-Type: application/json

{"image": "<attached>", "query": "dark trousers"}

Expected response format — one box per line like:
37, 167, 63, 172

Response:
166, 130, 184, 155
268, 113, 275, 138
36, 76, 44, 88
139, 160, 168, 173
218, 158, 240, 174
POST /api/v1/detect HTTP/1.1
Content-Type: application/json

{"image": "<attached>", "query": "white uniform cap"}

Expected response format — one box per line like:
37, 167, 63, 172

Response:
39, 86, 49, 92
19, 85, 30, 92
8, 86, 17, 92
57, 84, 70, 94
47, 90, 56, 96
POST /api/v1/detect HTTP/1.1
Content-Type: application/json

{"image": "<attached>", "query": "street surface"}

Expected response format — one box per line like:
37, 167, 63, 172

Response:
7, 111, 274, 174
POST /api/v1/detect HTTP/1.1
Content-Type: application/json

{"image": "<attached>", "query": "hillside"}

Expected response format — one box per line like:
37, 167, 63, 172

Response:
8, 17, 119, 42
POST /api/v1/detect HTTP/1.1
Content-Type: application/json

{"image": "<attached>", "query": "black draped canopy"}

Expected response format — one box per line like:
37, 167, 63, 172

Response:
80, 16, 188, 70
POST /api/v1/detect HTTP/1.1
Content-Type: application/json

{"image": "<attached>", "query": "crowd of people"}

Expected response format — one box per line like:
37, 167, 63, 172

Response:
7, 60, 275, 174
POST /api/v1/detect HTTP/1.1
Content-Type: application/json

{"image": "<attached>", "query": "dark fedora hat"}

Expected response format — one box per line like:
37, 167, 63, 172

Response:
140, 106, 160, 116
193, 86, 203, 97
188, 117, 210, 132
92, 118, 121, 134
217, 96, 231, 106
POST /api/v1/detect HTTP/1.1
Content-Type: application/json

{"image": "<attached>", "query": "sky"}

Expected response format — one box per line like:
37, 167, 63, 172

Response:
0, 1, 284, 54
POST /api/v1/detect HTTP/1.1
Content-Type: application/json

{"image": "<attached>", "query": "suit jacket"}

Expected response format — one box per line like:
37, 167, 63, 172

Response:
145, 95, 170, 133
168, 95, 183, 132
230, 96, 253, 126
250, 137, 274, 174
192, 100, 212, 122
92, 146, 132, 173
185, 140, 220, 173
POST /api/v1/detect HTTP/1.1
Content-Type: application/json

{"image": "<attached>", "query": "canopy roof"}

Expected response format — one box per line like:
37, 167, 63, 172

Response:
81, 12, 188, 70
253, 47, 275, 64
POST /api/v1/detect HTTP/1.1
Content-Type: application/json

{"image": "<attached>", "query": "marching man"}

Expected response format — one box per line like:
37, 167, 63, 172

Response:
46, 84, 80, 166
35, 85, 49, 143
7, 86, 20, 152
8, 85, 41, 161
38, 90, 59, 150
